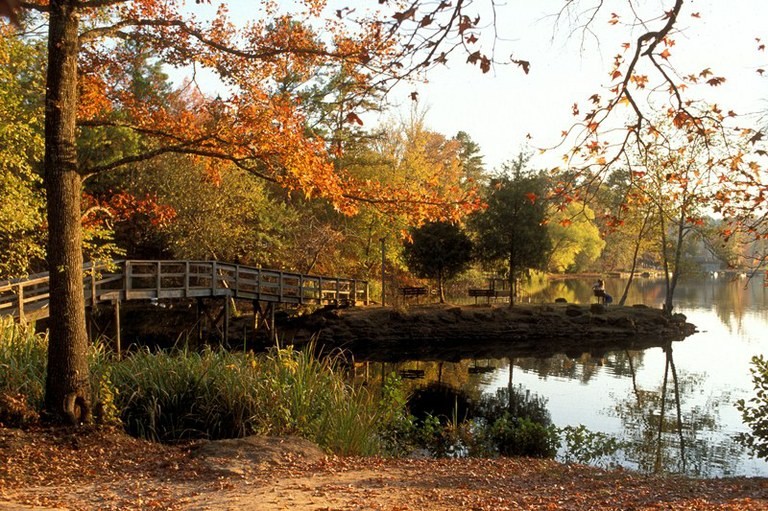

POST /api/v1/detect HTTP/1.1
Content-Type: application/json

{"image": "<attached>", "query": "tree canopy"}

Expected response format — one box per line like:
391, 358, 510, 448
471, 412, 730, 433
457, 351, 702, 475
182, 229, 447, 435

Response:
403, 221, 473, 303
471, 159, 551, 306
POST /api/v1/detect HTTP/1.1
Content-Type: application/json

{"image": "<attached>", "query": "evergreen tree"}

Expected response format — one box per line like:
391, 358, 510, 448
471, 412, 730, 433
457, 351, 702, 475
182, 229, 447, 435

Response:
403, 221, 473, 303
471, 156, 550, 306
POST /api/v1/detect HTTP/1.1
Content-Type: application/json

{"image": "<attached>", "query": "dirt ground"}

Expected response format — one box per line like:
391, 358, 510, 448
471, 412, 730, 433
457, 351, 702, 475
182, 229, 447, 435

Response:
1, 426, 767, 511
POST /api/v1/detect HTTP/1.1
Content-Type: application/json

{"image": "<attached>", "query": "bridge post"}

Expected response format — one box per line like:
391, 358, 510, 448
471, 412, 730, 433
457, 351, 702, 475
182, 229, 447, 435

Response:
89, 266, 96, 308
113, 298, 121, 359
17, 284, 25, 325
123, 260, 131, 300
155, 261, 161, 298
196, 297, 204, 345
223, 293, 230, 347
184, 261, 190, 297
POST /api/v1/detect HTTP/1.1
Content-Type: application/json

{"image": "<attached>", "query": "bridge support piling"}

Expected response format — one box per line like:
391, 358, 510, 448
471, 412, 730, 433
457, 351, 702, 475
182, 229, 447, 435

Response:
113, 299, 121, 359
196, 298, 204, 346
223, 294, 230, 348
253, 301, 276, 344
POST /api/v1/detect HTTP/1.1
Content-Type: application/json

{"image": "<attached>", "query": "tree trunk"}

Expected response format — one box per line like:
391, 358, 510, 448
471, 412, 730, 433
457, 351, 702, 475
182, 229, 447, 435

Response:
619, 211, 651, 306
43, 0, 91, 424
658, 205, 673, 316
437, 269, 445, 304
508, 270, 516, 307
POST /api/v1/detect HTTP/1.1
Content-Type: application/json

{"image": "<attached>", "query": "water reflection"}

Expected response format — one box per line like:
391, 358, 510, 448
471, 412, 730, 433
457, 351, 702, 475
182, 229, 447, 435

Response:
611, 343, 749, 476
348, 277, 768, 477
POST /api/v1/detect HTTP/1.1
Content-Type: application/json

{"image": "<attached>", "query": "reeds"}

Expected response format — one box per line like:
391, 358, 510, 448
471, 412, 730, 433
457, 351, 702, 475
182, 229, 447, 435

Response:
0, 317, 47, 410
1, 319, 400, 455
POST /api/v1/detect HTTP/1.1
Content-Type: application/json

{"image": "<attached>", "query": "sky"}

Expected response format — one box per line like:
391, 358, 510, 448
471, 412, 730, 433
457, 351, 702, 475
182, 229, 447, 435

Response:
184, 0, 768, 172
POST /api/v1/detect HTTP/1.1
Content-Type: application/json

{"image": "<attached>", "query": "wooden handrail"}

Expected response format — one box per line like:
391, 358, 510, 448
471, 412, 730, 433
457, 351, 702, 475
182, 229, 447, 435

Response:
0, 259, 369, 323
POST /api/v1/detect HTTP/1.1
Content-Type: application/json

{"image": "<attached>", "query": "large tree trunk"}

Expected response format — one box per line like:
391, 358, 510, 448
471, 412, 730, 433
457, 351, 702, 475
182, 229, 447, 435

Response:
43, 0, 91, 424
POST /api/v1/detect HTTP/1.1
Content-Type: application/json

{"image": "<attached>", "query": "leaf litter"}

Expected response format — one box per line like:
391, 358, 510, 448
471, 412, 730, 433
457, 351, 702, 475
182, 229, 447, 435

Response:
1, 426, 767, 510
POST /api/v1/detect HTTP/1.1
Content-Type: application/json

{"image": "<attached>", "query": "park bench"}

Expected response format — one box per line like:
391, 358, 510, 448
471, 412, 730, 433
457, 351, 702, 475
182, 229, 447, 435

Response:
468, 288, 495, 304
400, 286, 428, 302
593, 288, 605, 302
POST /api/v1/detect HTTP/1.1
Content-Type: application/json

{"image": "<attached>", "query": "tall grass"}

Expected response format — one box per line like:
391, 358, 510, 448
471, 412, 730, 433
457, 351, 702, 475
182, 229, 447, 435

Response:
0, 319, 403, 455
108, 344, 401, 455
0, 317, 47, 409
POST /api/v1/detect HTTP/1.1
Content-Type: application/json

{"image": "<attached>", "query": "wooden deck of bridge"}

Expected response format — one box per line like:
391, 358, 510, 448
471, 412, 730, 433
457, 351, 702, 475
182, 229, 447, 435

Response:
0, 260, 369, 347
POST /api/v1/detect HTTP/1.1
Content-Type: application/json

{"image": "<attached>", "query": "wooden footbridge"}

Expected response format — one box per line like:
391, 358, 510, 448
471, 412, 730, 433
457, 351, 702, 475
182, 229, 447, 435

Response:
0, 260, 369, 346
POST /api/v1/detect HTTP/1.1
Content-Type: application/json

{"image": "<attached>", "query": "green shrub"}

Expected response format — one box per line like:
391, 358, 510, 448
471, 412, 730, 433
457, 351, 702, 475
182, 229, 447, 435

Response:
559, 424, 624, 466
736, 355, 768, 459
489, 415, 559, 458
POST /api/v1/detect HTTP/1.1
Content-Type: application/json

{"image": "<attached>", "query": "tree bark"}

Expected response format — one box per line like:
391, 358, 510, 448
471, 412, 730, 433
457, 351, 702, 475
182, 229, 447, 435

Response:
619, 211, 651, 306
43, 0, 91, 424
437, 268, 445, 304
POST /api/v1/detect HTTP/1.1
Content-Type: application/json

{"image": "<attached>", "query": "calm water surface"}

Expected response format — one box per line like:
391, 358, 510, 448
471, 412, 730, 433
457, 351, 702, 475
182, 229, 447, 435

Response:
382, 276, 768, 477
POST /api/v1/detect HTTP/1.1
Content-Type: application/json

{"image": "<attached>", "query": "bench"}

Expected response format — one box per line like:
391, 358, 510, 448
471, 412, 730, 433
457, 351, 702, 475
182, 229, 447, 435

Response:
468, 288, 495, 304
593, 288, 605, 302
400, 286, 428, 302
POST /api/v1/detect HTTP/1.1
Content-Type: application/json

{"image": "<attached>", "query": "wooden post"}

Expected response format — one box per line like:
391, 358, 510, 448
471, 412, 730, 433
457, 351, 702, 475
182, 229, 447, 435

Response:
212, 261, 217, 295
17, 284, 25, 325
156, 261, 161, 299
234, 263, 240, 298
223, 293, 230, 347
123, 260, 131, 300
270, 304, 276, 345
184, 261, 190, 297
114, 299, 121, 359
90, 266, 97, 307
197, 297, 204, 345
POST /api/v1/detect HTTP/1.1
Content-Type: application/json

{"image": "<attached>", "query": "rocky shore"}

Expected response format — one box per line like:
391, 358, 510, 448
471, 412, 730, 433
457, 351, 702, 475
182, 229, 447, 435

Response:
281, 303, 697, 361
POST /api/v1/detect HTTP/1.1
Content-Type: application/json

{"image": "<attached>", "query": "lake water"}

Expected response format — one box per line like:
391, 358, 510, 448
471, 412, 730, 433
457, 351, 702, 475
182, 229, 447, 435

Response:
377, 275, 768, 477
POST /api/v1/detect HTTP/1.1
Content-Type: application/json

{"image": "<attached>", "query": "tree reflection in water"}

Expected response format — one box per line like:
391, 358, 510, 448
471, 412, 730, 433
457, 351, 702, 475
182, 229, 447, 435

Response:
613, 343, 748, 476
354, 346, 751, 476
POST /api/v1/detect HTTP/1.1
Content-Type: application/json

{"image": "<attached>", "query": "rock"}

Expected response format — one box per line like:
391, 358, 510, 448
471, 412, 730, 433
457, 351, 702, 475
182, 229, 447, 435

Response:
590, 303, 607, 314
612, 316, 636, 331
565, 305, 585, 317
192, 436, 326, 475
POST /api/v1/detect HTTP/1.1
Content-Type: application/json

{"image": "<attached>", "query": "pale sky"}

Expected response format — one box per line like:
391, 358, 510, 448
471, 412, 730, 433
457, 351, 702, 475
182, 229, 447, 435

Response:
185, 1, 768, 172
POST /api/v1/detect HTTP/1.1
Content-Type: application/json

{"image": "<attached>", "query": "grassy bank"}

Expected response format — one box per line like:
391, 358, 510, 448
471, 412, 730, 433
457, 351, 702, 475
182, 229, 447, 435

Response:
0, 318, 404, 455
0, 319, 576, 460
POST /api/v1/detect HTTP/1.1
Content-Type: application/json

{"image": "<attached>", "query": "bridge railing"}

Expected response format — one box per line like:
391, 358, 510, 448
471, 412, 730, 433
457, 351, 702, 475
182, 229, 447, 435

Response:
0, 260, 369, 323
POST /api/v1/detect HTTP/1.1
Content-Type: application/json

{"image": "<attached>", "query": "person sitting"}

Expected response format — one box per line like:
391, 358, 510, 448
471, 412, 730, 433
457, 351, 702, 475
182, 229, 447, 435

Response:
592, 279, 613, 305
